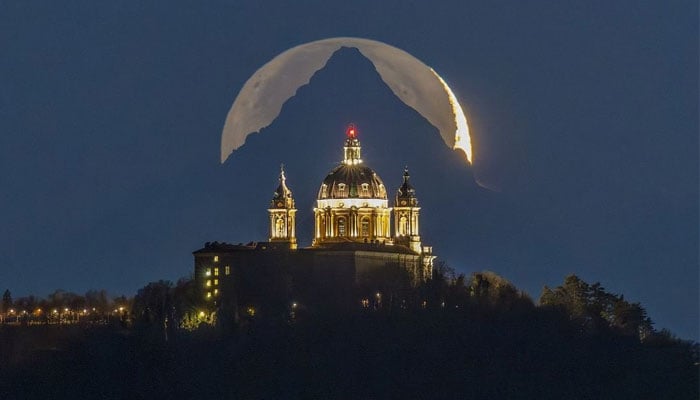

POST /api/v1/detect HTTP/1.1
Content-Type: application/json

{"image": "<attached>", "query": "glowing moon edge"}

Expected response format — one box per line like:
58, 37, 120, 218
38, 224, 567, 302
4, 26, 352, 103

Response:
221, 37, 473, 165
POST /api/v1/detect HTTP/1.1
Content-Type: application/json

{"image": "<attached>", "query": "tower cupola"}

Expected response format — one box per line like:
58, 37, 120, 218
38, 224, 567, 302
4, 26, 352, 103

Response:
270, 164, 295, 209
396, 167, 418, 207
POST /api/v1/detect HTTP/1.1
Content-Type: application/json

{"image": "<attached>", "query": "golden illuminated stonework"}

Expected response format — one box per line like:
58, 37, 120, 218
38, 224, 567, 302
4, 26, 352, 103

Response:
194, 124, 436, 310
268, 165, 297, 249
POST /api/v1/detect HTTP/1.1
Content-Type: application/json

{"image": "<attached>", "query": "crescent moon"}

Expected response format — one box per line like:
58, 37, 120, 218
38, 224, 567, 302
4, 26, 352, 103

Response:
221, 37, 472, 164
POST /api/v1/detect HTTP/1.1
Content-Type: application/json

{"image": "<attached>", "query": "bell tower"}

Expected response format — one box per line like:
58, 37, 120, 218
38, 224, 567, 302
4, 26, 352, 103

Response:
268, 165, 297, 249
393, 167, 422, 254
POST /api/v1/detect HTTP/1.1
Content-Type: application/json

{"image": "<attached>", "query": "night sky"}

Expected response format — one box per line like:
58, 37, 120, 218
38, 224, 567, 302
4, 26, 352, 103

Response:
1, 1, 697, 340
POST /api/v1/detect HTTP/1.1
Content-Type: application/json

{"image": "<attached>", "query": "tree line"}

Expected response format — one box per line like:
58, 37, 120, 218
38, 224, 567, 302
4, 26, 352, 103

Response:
1, 270, 697, 399
1, 288, 130, 324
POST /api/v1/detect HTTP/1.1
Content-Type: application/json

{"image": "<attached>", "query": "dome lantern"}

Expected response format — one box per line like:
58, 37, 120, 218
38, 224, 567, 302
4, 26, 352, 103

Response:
343, 124, 362, 165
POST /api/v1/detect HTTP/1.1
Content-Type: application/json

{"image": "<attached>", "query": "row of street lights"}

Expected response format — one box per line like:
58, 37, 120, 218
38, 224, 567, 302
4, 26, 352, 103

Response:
0, 306, 127, 324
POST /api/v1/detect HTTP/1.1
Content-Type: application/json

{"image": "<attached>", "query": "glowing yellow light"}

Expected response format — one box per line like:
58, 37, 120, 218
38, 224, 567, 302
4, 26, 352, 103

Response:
225, 265, 230, 275
430, 69, 472, 163
205, 268, 211, 277
206, 280, 211, 287
198, 311, 205, 317
53, 309, 58, 314
206, 292, 211, 298
213, 256, 219, 262
64, 308, 69, 312
292, 302, 298, 309
82, 309, 87, 313
118, 307, 124, 312
375, 292, 381, 298
246, 307, 256, 316
9, 309, 14, 314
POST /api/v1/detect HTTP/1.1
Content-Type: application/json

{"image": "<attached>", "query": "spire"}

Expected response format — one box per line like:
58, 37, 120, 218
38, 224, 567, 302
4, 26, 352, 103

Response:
343, 124, 362, 165
271, 163, 294, 208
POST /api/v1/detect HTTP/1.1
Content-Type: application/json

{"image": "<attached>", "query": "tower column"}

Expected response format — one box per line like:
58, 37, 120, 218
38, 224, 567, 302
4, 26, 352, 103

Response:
394, 167, 422, 253
268, 165, 297, 249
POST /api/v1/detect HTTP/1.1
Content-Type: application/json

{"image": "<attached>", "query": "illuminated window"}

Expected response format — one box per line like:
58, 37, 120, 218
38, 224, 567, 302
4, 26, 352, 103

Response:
214, 279, 218, 286
213, 256, 219, 262
337, 217, 346, 236
206, 292, 212, 298
361, 298, 369, 308
361, 183, 369, 197
214, 267, 219, 276
225, 266, 230, 275
321, 184, 328, 198
337, 183, 346, 196
214, 289, 218, 295
205, 268, 211, 277
206, 280, 211, 287
361, 217, 370, 237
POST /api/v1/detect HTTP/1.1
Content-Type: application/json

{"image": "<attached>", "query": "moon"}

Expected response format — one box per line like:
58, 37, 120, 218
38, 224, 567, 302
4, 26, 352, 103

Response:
221, 37, 473, 164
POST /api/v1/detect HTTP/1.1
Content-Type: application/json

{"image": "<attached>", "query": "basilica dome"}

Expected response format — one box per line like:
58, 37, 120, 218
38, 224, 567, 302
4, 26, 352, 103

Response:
317, 164, 387, 200
313, 125, 393, 246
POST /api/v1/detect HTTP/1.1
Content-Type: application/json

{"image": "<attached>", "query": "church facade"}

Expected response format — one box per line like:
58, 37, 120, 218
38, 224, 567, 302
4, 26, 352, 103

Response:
193, 126, 436, 317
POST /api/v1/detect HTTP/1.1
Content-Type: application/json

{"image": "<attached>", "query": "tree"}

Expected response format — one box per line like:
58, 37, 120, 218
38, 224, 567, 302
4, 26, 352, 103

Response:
468, 271, 526, 309
85, 289, 110, 313
132, 280, 174, 340
2, 289, 12, 313
540, 275, 653, 339
171, 277, 204, 330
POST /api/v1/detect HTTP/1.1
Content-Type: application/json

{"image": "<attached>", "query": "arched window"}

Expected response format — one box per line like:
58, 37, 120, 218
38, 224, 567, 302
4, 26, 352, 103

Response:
399, 216, 408, 236
337, 183, 346, 197
276, 216, 285, 237
337, 217, 346, 236
361, 217, 370, 237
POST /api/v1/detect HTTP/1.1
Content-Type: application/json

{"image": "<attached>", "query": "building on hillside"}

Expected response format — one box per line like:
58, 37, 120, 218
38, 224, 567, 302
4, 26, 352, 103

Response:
193, 125, 436, 318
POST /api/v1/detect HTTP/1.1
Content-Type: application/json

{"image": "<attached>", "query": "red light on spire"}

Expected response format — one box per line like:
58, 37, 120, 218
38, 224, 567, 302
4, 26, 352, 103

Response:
346, 124, 357, 138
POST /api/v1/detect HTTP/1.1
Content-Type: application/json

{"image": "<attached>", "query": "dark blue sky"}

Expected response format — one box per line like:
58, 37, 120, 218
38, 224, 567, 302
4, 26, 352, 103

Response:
1, 1, 697, 340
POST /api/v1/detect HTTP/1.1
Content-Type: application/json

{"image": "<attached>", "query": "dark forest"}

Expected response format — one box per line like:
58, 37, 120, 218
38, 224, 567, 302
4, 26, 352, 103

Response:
0, 270, 697, 400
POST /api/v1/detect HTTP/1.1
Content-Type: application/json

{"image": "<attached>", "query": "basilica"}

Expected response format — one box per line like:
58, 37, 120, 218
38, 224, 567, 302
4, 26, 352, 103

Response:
193, 126, 436, 316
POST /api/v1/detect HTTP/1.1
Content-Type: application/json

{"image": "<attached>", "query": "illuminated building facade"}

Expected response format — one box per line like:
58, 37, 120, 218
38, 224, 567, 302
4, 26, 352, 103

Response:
193, 126, 436, 317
